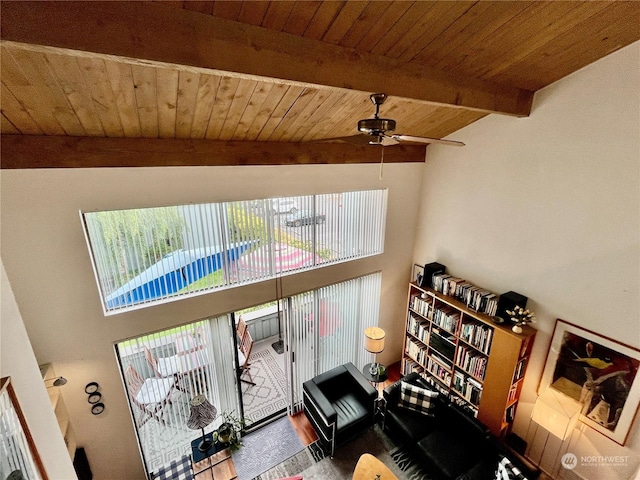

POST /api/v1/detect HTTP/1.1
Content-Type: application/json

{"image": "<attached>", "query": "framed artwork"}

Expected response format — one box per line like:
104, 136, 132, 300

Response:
539, 319, 640, 445
0, 376, 48, 480
412, 263, 424, 286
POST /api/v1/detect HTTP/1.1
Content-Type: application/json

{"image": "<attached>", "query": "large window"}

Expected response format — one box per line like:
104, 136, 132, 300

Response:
82, 190, 387, 314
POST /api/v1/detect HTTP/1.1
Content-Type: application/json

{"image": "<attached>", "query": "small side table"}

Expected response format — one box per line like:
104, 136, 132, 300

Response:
362, 363, 389, 422
362, 363, 388, 386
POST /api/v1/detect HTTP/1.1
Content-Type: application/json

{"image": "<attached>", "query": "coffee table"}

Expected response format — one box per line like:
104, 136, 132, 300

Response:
353, 453, 398, 480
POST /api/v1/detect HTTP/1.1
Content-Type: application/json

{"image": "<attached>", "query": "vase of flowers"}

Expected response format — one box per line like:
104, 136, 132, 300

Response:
506, 306, 536, 333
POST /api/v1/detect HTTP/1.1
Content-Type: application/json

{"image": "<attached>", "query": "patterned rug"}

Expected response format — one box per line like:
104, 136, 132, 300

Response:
147, 342, 286, 476
256, 425, 433, 480
241, 346, 287, 424
232, 416, 304, 480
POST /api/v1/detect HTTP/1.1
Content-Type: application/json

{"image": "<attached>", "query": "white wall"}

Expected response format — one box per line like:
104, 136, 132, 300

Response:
0, 260, 78, 480
0, 162, 423, 479
415, 42, 640, 479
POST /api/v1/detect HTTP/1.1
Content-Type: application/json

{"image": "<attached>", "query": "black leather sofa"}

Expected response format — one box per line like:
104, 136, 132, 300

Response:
383, 372, 540, 480
303, 362, 377, 457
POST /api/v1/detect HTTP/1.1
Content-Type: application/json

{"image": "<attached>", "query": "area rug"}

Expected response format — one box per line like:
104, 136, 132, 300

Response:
232, 415, 304, 480
242, 345, 288, 424
256, 425, 434, 480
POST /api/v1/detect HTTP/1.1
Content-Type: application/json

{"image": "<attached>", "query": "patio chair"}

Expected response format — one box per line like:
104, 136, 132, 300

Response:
143, 345, 180, 378
238, 329, 255, 386
124, 364, 177, 427
236, 316, 247, 340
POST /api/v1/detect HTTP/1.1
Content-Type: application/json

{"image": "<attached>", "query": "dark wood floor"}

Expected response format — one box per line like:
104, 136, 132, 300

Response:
287, 361, 402, 446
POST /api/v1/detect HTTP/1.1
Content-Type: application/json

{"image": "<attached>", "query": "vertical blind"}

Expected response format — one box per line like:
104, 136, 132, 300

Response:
285, 272, 382, 414
0, 379, 42, 480
115, 315, 238, 476
83, 190, 387, 315
116, 272, 382, 475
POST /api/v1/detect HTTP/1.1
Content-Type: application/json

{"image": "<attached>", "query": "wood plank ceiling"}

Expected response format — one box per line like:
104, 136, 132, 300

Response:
1, 1, 639, 168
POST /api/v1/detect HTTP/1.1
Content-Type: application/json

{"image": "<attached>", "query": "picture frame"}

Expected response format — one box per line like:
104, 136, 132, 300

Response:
412, 263, 424, 285
539, 319, 640, 445
0, 376, 48, 479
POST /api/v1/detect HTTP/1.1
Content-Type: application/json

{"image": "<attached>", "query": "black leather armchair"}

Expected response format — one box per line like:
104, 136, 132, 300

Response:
303, 362, 377, 457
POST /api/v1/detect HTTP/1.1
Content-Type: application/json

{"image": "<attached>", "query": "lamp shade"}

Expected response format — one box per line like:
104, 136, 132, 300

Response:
531, 387, 582, 440
187, 395, 217, 430
364, 327, 385, 354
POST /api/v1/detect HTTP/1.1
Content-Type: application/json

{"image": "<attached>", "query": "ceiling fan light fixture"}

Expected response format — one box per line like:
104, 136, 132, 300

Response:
358, 118, 396, 135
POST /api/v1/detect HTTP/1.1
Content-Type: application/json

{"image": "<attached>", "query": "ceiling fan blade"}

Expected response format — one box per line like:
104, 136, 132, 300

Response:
392, 134, 465, 147
314, 134, 376, 146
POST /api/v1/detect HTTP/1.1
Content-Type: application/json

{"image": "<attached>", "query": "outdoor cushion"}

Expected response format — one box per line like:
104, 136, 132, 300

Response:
156, 356, 180, 376
238, 348, 247, 367
136, 377, 175, 406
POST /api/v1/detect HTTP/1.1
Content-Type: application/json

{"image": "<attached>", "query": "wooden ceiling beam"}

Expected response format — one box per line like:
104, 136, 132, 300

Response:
0, 1, 533, 117
0, 136, 427, 169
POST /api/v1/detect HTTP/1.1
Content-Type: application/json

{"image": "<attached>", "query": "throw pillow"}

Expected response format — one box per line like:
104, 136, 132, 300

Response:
495, 455, 528, 480
399, 381, 438, 416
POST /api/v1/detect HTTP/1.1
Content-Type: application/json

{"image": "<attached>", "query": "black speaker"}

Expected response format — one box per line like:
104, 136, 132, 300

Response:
74, 448, 93, 480
496, 291, 528, 321
420, 262, 446, 288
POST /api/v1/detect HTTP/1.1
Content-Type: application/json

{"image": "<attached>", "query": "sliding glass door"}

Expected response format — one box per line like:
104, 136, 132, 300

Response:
116, 272, 382, 475
284, 272, 382, 413
115, 315, 239, 476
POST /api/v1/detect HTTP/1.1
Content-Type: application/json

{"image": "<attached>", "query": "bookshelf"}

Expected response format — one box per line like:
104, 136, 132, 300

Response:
402, 282, 536, 437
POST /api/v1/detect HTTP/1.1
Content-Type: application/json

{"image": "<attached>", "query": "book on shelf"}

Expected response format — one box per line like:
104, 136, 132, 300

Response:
508, 384, 518, 403
433, 273, 452, 293
456, 346, 487, 380
405, 338, 426, 366
454, 282, 474, 303
402, 359, 424, 376
467, 287, 499, 315
442, 276, 464, 296
423, 374, 450, 397
459, 321, 493, 354
430, 350, 453, 370
411, 294, 432, 318
512, 359, 527, 383
427, 356, 452, 385
465, 377, 483, 405
453, 371, 465, 392
407, 313, 428, 343
450, 395, 479, 418
432, 305, 460, 333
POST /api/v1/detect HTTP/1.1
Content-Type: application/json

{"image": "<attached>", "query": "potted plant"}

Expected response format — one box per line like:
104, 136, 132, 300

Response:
214, 411, 247, 450
506, 306, 536, 333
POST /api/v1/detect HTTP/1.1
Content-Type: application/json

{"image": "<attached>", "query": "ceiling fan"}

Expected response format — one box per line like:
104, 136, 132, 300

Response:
325, 93, 465, 147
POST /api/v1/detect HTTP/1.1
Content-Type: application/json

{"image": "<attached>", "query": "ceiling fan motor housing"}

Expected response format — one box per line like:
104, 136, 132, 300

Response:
358, 118, 396, 135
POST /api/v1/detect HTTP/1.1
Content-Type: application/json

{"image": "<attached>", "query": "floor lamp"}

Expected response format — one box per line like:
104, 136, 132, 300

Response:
364, 326, 385, 376
187, 395, 218, 452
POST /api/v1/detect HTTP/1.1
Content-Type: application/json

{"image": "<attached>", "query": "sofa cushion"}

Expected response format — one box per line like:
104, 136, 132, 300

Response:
446, 403, 490, 440
385, 405, 438, 442
417, 429, 485, 479
334, 392, 370, 430
399, 381, 438, 416
495, 455, 529, 480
